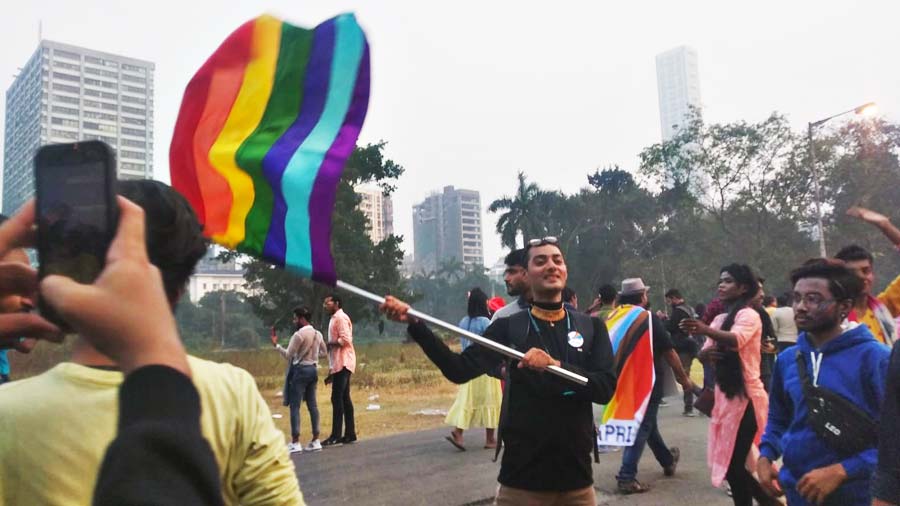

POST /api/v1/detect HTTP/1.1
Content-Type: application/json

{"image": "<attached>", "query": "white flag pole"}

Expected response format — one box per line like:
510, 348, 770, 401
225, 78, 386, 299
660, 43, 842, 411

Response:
336, 280, 588, 386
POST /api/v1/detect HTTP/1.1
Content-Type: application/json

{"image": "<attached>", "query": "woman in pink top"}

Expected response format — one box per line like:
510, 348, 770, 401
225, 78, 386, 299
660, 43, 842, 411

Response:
681, 264, 777, 506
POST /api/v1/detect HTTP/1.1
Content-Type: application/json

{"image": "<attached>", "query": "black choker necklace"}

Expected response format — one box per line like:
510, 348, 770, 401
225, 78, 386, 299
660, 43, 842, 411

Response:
532, 301, 563, 310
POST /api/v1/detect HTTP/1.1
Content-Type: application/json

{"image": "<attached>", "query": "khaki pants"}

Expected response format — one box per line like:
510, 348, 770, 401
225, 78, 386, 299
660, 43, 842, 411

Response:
494, 484, 596, 506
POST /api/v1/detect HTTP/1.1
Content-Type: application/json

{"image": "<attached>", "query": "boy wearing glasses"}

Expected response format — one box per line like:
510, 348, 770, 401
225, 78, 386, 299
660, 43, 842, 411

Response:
380, 237, 617, 505
757, 259, 890, 506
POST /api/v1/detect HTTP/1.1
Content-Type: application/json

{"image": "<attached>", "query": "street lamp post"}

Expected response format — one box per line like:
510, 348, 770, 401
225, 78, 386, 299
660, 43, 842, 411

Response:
807, 102, 877, 257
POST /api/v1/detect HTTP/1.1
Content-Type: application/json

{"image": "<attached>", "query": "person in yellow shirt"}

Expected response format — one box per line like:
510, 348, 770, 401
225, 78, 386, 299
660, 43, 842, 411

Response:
835, 206, 900, 346
0, 181, 303, 506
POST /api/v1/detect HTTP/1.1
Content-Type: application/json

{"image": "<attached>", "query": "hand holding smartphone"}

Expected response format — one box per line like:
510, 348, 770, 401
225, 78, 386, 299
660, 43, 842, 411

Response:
34, 141, 118, 330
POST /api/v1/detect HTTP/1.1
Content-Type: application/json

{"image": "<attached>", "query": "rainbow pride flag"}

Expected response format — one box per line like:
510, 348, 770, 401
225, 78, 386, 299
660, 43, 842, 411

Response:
597, 305, 655, 446
170, 13, 370, 285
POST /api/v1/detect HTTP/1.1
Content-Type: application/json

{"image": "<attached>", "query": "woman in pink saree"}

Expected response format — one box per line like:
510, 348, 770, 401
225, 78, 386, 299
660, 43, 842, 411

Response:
681, 264, 778, 506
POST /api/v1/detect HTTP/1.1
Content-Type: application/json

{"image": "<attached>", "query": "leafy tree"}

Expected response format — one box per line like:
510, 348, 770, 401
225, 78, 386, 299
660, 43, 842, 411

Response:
407, 262, 504, 324
638, 111, 817, 300
174, 290, 266, 350
483, 113, 900, 308
821, 119, 900, 290
175, 298, 214, 348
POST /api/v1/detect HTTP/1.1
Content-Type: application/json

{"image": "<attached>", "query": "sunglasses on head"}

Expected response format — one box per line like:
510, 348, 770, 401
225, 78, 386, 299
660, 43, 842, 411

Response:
526, 236, 559, 248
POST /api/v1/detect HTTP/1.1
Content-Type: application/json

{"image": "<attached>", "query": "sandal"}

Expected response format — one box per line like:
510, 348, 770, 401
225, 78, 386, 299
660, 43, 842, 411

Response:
617, 480, 650, 495
444, 434, 466, 451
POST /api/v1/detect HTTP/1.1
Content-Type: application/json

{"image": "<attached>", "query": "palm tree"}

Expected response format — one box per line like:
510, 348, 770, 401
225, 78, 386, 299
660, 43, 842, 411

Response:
488, 171, 542, 249
436, 258, 466, 282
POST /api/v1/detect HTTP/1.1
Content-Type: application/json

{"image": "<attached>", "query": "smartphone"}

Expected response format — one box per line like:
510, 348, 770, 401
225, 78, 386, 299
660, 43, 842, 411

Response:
34, 141, 118, 329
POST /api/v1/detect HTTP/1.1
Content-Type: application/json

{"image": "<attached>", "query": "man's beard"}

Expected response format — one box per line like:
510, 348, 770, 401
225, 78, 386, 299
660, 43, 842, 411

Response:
800, 315, 842, 335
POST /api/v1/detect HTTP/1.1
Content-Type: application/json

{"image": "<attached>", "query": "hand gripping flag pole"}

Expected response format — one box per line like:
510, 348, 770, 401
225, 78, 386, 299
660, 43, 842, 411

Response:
169, 13, 587, 388
336, 281, 589, 386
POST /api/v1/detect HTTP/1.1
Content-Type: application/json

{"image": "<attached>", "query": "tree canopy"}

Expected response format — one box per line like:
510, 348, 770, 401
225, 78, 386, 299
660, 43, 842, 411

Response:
489, 111, 900, 308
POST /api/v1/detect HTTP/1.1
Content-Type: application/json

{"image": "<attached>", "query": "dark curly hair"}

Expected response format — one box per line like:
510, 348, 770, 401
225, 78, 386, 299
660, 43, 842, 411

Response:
118, 180, 209, 306
790, 258, 864, 303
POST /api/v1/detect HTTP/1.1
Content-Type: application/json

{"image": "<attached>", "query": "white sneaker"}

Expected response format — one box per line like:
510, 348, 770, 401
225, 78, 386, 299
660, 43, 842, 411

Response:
287, 442, 303, 453
305, 439, 322, 452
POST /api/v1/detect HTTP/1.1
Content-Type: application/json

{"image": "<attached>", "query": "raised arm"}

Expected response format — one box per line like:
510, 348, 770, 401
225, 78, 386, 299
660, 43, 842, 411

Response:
406, 320, 505, 384
847, 206, 900, 247
381, 296, 504, 384
275, 331, 302, 362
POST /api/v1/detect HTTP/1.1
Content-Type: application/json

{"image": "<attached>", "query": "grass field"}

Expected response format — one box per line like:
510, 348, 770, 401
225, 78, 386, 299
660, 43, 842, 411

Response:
8, 338, 463, 443
210, 341, 462, 441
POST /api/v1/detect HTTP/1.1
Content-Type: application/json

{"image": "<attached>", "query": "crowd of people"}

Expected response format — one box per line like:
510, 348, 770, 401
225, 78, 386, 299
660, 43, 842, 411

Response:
382, 204, 900, 506
0, 177, 899, 506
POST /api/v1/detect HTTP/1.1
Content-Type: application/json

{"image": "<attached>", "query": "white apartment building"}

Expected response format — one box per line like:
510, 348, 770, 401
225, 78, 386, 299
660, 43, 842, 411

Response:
3, 40, 154, 214
355, 185, 386, 243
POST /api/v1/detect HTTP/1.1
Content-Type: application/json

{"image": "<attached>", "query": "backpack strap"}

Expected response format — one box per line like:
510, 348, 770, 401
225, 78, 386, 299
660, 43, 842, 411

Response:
493, 309, 532, 463
493, 366, 511, 463
794, 350, 823, 419
794, 350, 813, 391
508, 309, 533, 352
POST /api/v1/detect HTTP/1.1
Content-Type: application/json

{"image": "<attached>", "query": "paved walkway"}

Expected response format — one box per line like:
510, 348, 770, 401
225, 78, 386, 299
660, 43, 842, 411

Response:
294, 397, 739, 505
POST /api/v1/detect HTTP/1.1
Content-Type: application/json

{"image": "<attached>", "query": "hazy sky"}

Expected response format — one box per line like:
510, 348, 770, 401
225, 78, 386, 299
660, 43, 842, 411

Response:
3, 0, 898, 266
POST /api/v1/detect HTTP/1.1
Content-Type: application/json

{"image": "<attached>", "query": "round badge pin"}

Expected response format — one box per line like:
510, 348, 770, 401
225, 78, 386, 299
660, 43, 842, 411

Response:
567, 331, 584, 348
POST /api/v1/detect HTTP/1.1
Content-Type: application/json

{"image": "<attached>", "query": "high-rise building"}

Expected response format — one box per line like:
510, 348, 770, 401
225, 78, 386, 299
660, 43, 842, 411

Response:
355, 185, 394, 244
412, 193, 442, 273
655, 45, 701, 141
3, 40, 155, 214
412, 185, 484, 272
381, 193, 394, 238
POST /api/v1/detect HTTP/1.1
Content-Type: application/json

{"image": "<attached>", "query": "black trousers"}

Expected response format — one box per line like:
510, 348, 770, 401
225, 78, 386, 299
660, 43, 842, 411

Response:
726, 402, 770, 506
330, 368, 356, 439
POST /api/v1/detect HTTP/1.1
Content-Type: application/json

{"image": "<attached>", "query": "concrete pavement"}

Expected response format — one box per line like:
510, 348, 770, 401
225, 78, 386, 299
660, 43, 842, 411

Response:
294, 396, 736, 505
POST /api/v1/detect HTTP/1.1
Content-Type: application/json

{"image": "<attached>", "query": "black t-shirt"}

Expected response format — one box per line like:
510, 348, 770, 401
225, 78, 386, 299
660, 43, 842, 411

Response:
667, 304, 697, 353
651, 314, 675, 402
406, 311, 617, 492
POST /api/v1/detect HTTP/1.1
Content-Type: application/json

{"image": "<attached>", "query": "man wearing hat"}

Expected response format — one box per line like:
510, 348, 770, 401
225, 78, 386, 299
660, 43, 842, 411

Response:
607, 278, 694, 494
